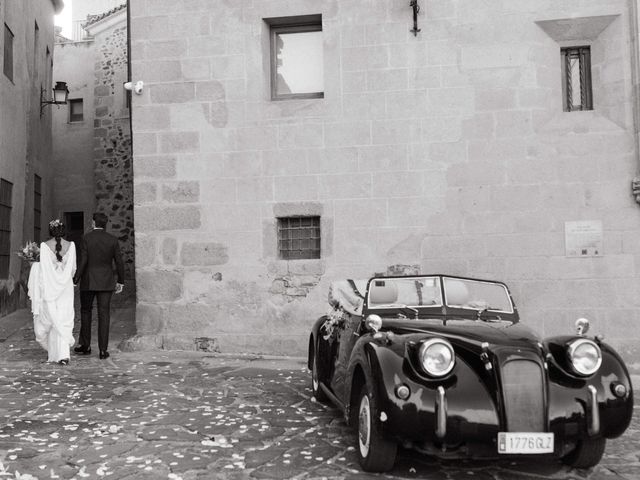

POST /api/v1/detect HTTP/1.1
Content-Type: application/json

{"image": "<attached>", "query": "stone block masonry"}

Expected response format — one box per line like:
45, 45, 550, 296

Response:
93, 25, 135, 300
130, 0, 640, 366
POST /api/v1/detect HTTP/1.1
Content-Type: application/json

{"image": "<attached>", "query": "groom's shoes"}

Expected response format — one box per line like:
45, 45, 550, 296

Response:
99, 350, 110, 360
74, 345, 91, 355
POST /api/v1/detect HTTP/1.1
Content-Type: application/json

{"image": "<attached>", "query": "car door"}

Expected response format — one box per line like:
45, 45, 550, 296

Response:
329, 312, 362, 403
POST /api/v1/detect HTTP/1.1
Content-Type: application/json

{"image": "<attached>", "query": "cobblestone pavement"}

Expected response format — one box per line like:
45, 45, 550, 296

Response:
0, 309, 637, 480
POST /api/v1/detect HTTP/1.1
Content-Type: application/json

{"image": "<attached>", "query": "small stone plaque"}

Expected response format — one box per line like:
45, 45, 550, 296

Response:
565, 220, 603, 257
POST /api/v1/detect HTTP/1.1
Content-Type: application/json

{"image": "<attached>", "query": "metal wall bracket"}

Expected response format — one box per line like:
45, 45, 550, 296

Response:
632, 176, 640, 204
409, 0, 421, 36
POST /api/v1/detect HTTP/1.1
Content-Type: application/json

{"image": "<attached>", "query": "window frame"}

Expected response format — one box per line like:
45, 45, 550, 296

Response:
68, 98, 84, 122
34, 175, 42, 243
4, 23, 14, 82
33, 21, 40, 74
267, 15, 324, 101
561, 46, 593, 112
277, 216, 321, 260
0, 179, 13, 278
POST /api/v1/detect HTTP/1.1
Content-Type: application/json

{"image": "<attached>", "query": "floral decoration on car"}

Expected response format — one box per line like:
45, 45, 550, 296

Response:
322, 308, 345, 341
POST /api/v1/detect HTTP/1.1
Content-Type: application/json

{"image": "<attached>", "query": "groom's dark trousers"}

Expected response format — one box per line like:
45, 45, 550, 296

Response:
74, 228, 125, 352
79, 291, 113, 351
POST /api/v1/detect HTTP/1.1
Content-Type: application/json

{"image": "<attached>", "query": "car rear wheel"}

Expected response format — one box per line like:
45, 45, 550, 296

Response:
562, 437, 606, 469
356, 382, 397, 472
311, 349, 328, 403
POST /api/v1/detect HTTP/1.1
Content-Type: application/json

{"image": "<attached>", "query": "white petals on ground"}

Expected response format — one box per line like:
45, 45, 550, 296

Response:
0, 354, 604, 479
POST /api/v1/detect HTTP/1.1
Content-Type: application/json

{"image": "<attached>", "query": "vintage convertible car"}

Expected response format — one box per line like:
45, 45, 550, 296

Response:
308, 275, 633, 472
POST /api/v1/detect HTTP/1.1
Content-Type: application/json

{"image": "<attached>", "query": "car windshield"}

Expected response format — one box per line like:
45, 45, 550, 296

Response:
368, 277, 443, 308
367, 276, 514, 314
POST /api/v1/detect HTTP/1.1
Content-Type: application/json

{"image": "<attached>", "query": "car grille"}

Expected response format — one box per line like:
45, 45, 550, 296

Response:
501, 359, 545, 432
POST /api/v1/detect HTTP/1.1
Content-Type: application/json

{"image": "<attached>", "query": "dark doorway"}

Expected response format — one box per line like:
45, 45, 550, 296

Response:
64, 211, 84, 259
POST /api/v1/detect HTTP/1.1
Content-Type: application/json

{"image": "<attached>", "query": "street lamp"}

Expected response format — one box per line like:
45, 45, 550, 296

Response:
40, 81, 69, 116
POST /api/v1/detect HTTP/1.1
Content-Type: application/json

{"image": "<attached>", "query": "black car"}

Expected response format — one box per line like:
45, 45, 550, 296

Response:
308, 275, 633, 472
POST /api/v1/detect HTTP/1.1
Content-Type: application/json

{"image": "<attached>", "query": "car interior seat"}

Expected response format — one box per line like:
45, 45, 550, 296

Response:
445, 279, 469, 306
368, 280, 399, 306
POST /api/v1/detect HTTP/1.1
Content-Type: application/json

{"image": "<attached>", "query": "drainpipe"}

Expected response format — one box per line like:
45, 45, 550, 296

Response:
126, 0, 132, 144
631, 0, 640, 203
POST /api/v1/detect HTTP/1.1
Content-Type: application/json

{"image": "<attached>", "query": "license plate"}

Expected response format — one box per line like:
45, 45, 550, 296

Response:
497, 432, 554, 454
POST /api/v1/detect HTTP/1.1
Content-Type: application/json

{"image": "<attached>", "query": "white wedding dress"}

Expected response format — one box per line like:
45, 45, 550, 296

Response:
27, 242, 77, 362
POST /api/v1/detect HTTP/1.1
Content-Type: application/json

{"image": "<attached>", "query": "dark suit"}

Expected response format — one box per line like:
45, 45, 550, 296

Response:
74, 228, 125, 352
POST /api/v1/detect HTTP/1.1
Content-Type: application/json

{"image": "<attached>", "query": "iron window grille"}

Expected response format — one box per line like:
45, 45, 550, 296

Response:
561, 46, 592, 112
0, 179, 13, 277
34, 175, 42, 243
277, 216, 321, 260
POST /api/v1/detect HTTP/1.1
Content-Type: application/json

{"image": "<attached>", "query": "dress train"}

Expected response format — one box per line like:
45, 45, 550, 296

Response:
28, 243, 77, 362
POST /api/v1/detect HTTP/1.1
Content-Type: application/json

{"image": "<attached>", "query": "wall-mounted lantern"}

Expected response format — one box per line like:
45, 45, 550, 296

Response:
40, 81, 69, 116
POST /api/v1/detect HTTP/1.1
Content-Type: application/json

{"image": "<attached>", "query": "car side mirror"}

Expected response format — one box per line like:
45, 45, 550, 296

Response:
575, 318, 590, 336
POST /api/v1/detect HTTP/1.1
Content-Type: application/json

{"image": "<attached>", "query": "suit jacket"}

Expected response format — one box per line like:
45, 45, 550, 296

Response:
74, 228, 125, 291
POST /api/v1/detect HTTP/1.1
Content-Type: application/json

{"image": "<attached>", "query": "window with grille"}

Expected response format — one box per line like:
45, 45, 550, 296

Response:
69, 98, 83, 122
265, 15, 323, 100
561, 46, 592, 112
0, 179, 13, 277
4, 23, 14, 81
34, 175, 42, 243
277, 216, 321, 260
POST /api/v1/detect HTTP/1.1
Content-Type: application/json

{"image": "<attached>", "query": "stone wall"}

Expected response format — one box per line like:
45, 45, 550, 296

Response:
1, 1, 60, 316
130, 0, 640, 364
93, 24, 135, 301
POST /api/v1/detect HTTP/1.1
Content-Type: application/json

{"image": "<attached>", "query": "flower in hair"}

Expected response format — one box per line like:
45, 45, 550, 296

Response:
49, 219, 63, 228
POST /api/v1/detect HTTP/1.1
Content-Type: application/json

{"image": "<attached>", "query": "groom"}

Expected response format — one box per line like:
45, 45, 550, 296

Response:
73, 212, 125, 359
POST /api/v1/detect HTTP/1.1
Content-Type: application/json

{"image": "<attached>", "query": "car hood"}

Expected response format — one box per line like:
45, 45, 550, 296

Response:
380, 317, 541, 350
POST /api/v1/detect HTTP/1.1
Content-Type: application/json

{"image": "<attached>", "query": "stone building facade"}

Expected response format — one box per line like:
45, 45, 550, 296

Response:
0, 0, 63, 316
129, 1, 640, 363
52, 4, 135, 299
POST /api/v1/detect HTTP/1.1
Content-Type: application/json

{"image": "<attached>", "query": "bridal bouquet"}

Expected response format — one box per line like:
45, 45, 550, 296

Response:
16, 241, 40, 262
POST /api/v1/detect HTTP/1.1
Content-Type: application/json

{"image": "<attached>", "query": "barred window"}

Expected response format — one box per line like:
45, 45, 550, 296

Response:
0, 179, 13, 277
277, 216, 321, 260
561, 46, 592, 112
34, 175, 42, 243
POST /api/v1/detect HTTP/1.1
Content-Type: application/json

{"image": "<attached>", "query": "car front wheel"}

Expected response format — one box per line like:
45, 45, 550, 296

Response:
562, 437, 606, 469
356, 382, 397, 472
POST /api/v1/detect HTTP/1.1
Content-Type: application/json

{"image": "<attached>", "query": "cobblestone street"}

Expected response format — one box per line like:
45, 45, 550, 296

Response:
0, 309, 637, 480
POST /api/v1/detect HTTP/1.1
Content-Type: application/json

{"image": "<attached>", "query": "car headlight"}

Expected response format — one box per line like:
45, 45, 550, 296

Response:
567, 338, 602, 376
418, 339, 455, 377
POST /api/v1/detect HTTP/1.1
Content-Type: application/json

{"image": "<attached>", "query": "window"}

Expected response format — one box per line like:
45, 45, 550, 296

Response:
561, 46, 592, 112
69, 98, 83, 122
4, 24, 14, 81
266, 15, 323, 100
34, 21, 40, 73
277, 216, 321, 260
34, 175, 42, 243
46, 47, 51, 93
0, 179, 13, 277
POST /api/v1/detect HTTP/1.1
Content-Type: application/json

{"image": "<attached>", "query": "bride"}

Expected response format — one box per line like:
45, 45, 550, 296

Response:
27, 219, 77, 365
